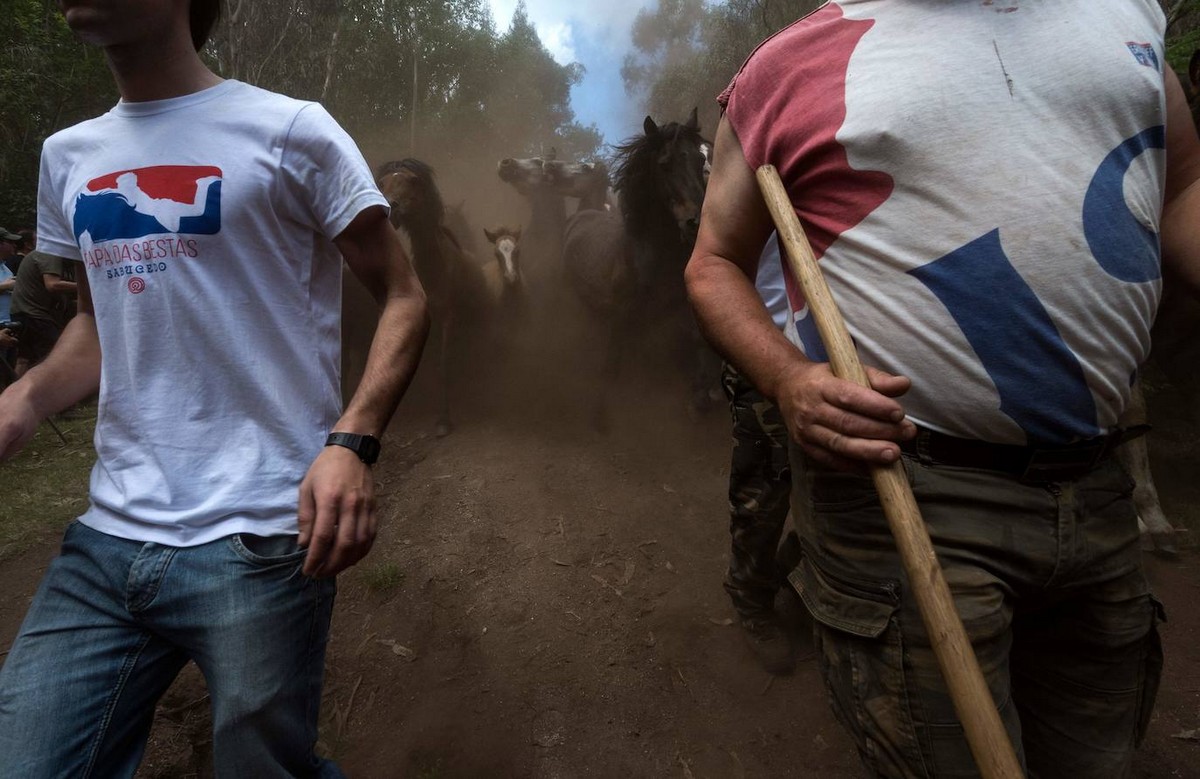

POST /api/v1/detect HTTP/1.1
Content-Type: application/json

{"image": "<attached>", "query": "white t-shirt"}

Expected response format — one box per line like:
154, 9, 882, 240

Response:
723, 0, 1166, 445
755, 235, 789, 331
37, 80, 388, 545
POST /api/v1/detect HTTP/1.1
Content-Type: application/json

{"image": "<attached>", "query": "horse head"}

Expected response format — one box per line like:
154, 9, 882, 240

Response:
545, 160, 611, 210
497, 154, 551, 196
376, 158, 444, 230
614, 107, 709, 245
484, 225, 523, 286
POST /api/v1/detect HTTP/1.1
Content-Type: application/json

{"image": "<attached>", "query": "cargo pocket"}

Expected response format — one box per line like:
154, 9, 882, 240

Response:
1135, 596, 1166, 746
791, 555, 929, 778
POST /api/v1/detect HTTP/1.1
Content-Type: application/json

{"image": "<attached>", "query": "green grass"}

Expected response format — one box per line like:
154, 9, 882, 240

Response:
0, 405, 96, 560
359, 560, 405, 594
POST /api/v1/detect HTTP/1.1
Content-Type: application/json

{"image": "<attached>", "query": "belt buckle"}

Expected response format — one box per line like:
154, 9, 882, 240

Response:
1020, 440, 1107, 484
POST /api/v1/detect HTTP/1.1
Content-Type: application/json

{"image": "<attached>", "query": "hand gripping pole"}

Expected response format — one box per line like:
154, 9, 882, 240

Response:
756, 164, 1023, 779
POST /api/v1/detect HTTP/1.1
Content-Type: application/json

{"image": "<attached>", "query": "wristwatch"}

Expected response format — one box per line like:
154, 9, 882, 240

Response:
325, 432, 382, 465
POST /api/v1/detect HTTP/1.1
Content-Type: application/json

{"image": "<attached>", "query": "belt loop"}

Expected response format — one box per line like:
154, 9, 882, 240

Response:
914, 426, 934, 466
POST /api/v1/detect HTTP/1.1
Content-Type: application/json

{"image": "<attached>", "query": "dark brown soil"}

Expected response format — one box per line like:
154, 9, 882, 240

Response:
2, 330, 1199, 778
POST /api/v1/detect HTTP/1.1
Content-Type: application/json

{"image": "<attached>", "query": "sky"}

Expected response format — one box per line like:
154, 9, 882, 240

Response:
485, 0, 652, 146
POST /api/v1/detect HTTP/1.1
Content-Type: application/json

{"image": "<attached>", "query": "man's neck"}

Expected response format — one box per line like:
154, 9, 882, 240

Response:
105, 38, 223, 103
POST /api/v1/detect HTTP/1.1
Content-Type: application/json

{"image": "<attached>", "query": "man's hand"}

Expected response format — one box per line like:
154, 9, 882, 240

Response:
297, 445, 378, 577
775, 360, 916, 472
0, 390, 41, 461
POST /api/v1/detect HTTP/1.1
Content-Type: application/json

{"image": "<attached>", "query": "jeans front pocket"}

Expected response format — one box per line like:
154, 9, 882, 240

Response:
227, 533, 307, 568
793, 554, 930, 778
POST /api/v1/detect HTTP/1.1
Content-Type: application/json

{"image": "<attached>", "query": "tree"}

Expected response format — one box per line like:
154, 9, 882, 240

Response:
0, 0, 115, 224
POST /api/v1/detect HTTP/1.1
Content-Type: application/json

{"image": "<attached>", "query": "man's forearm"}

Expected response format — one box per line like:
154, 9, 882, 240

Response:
5, 312, 101, 417
686, 253, 809, 401
1162, 178, 1200, 300
334, 291, 430, 437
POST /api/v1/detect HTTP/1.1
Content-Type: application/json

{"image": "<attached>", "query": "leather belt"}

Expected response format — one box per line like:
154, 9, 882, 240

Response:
899, 425, 1150, 484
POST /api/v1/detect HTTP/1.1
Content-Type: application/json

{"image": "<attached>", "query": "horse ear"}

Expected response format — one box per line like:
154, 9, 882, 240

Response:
686, 107, 699, 131
484, 228, 497, 244
644, 115, 659, 136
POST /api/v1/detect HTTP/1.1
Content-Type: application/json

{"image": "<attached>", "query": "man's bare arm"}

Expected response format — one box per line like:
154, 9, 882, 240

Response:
42, 273, 77, 296
1162, 67, 1200, 299
298, 205, 429, 577
0, 266, 101, 459
684, 116, 913, 471
332, 205, 430, 437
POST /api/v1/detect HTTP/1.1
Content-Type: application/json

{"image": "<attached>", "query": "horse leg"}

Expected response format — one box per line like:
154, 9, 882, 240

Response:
1118, 379, 1175, 555
590, 308, 629, 433
685, 318, 721, 417
435, 316, 453, 437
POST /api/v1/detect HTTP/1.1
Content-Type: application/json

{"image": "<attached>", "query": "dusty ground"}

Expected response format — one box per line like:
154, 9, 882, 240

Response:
2, 313, 1200, 778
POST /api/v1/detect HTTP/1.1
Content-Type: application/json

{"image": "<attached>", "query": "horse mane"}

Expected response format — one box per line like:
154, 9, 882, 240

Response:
376, 158, 444, 224
611, 121, 704, 239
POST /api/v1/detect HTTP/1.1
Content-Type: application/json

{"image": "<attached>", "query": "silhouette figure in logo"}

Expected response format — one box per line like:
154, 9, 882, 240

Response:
113, 172, 220, 233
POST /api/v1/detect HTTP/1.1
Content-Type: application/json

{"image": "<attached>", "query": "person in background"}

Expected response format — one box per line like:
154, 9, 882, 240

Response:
722, 234, 796, 675
0, 228, 20, 276
9, 250, 77, 377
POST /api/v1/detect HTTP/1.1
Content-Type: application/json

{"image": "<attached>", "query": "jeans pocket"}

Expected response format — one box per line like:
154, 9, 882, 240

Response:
792, 555, 929, 777
228, 534, 307, 567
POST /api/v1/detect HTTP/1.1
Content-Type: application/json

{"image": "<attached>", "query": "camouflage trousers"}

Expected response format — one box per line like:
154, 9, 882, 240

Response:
721, 364, 792, 618
791, 445, 1164, 778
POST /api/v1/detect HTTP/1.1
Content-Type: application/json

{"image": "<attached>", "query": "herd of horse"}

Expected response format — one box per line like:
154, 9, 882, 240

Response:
362, 81, 1200, 555
374, 108, 719, 436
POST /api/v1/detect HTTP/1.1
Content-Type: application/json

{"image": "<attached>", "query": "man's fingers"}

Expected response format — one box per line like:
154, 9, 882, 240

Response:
799, 440, 869, 475
334, 491, 367, 575
297, 481, 316, 548
804, 422, 904, 465
819, 379, 909, 425
302, 494, 339, 576
865, 366, 913, 400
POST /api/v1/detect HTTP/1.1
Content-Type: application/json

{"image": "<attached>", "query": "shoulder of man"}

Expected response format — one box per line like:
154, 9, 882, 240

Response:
27, 251, 66, 276
718, 2, 839, 111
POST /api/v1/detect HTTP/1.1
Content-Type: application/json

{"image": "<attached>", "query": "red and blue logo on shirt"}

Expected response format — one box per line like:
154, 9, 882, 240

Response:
73, 165, 222, 244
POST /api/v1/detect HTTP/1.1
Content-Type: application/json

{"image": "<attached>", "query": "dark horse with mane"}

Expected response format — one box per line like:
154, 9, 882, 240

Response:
377, 158, 488, 437
548, 108, 718, 428
614, 109, 718, 410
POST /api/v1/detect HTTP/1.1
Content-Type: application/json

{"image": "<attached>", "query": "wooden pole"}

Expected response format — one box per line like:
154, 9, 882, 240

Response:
755, 164, 1024, 779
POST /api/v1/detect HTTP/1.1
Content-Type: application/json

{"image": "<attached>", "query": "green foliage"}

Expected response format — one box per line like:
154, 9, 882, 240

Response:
360, 560, 405, 593
0, 404, 96, 560
0, 0, 115, 225
623, 0, 822, 132
1164, 0, 1200, 74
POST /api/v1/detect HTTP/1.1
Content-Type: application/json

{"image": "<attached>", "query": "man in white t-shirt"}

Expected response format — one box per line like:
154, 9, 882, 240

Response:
0, 1, 429, 776
688, 1, 1200, 776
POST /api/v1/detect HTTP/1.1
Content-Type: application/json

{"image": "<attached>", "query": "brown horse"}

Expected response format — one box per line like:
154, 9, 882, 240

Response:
497, 152, 567, 299
377, 158, 486, 437
544, 160, 632, 429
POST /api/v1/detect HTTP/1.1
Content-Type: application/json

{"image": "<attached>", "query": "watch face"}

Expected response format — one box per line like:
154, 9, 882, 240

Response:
361, 435, 381, 464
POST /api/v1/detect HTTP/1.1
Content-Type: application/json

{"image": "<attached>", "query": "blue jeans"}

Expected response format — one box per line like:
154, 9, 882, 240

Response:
0, 521, 342, 778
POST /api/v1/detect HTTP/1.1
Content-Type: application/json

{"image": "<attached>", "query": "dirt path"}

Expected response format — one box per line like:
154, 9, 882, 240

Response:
2, 352, 1199, 777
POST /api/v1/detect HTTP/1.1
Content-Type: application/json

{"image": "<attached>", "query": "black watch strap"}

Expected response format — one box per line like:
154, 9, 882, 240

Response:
325, 432, 381, 465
